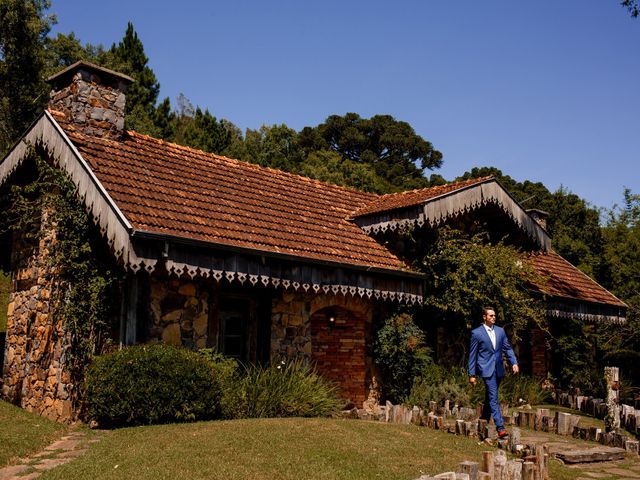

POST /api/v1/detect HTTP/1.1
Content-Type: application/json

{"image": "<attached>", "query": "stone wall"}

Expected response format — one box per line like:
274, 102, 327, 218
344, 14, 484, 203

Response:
1, 224, 74, 422
147, 276, 210, 349
271, 292, 373, 406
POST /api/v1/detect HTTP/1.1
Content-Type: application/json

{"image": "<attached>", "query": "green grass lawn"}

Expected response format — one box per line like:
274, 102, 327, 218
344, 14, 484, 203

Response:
0, 269, 10, 332
33, 417, 584, 480
0, 400, 69, 466
1, 399, 610, 480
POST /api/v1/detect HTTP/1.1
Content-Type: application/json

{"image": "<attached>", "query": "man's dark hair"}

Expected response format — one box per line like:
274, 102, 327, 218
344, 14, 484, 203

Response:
482, 306, 495, 316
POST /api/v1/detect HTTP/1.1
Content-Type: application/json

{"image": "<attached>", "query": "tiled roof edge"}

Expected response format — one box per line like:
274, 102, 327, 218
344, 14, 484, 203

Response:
532, 251, 628, 308
351, 176, 494, 218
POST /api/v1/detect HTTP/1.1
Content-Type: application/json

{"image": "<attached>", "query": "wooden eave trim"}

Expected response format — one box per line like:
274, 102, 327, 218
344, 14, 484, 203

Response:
130, 231, 425, 305
0, 112, 157, 273
131, 229, 425, 280
542, 296, 627, 325
545, 308, 626, 325
355, 179, 552, 250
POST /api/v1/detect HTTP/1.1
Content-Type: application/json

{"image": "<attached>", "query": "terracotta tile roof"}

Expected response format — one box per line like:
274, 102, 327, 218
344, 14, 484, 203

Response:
526, 250, 626, 308
351, 176, 494, 217
52, 113, 412, 273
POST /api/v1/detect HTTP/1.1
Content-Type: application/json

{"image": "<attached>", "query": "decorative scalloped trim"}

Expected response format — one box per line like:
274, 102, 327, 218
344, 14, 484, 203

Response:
546, 309, 625, 325
360, 181, 551, 251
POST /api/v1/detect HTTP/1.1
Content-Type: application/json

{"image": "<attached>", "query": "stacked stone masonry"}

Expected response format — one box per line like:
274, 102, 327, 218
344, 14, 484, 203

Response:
148, 276, 210, 349
1, 224, 74, 422
48, 68, 127, 140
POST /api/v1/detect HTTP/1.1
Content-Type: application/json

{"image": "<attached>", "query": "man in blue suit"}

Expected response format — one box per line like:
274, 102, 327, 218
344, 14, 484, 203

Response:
468, 307, 519, 438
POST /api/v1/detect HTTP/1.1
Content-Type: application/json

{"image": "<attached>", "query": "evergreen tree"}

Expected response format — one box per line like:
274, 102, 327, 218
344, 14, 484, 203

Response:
107, 22, 160, 135
44, 32, 104, 76
299, 113, 443, 191
0, 0, 53, 154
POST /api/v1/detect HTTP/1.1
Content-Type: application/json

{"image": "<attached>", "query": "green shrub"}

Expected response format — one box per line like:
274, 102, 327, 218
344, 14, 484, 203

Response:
229, 358, 342, 419
196, 348, 239, 418
406, 364, 471, 408
374, 313, 433, 402
85, 344, 222, 426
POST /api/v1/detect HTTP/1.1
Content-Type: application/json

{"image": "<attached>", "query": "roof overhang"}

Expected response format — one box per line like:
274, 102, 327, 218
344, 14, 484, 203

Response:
353, 178, 552, 251
0, 113, 423, 304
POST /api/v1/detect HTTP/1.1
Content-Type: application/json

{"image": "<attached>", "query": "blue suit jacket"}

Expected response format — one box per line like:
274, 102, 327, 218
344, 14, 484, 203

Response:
468, 324, 518, 378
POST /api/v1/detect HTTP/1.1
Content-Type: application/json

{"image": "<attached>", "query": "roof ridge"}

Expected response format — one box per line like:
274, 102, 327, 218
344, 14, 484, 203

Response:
350, 175, 496, 218
377, 175, 494, 199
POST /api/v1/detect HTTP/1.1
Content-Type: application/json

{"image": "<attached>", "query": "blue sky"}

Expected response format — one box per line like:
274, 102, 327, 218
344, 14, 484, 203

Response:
49, 1, 639, 211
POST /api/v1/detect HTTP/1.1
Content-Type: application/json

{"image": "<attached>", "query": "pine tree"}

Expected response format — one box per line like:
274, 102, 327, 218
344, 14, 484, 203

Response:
0, 0, 53, 154
107, 22, 160, 134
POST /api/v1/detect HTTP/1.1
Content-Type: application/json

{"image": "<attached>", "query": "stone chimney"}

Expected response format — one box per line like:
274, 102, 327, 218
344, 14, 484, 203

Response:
46, 61, 134, 140
526, 208, 549, 230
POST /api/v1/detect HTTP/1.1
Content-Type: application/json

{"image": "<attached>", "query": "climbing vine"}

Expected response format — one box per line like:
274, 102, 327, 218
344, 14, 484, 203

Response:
1, 150, 120, 398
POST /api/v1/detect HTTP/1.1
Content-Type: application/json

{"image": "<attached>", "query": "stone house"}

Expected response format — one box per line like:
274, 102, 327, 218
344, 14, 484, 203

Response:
0, 62, 626, 422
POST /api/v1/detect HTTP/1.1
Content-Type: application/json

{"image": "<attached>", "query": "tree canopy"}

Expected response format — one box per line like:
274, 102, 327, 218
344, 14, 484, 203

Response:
299, 113, 442, 191
622, 0, 639, 17
414, 227, 544, 338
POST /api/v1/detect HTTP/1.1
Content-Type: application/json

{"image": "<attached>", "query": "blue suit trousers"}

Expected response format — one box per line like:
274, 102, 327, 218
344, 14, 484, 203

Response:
481, 370, 504, 430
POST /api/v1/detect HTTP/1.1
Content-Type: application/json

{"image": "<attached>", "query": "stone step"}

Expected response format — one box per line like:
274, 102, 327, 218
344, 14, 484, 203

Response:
551, 446, 626, 464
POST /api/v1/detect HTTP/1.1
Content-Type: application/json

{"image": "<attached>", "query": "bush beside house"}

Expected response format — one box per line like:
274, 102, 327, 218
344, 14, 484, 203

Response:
84, 344, 342, 427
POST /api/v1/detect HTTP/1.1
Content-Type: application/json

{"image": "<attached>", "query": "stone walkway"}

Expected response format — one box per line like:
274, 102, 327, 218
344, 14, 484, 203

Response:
0, 431, 96, 480
519, 429, 640, 480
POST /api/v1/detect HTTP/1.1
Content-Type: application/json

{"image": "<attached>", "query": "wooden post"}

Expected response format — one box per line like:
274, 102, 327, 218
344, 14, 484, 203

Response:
604, 366, 620, 432
494, 449, 507, 480
481, 451, 494, 479
458, 461, 480, 480
506, 460, 522, 480
478, 473, 492, 480
478, 419, 488, 439
532, 444, 546, 480
522, 462, 535, 480
465, 421, 474, 436
456, 419, 465, 435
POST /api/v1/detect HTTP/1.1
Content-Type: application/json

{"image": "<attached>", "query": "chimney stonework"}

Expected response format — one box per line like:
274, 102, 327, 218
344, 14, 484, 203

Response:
46, 61, 133, 140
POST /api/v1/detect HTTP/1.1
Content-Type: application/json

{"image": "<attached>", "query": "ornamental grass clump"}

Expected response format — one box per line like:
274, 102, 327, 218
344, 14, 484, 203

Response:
498, 374, 550, 406
85, 344, 223, 427
230, 358, 343, 419
406, 365, 471, 408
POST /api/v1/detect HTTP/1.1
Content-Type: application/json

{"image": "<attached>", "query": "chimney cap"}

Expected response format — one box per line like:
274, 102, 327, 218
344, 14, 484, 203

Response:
526, 208, 550, 217
46, 60, 134, 86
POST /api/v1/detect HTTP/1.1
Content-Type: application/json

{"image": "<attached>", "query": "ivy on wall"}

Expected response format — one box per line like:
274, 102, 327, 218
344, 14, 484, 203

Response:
1, 150, 120, 392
